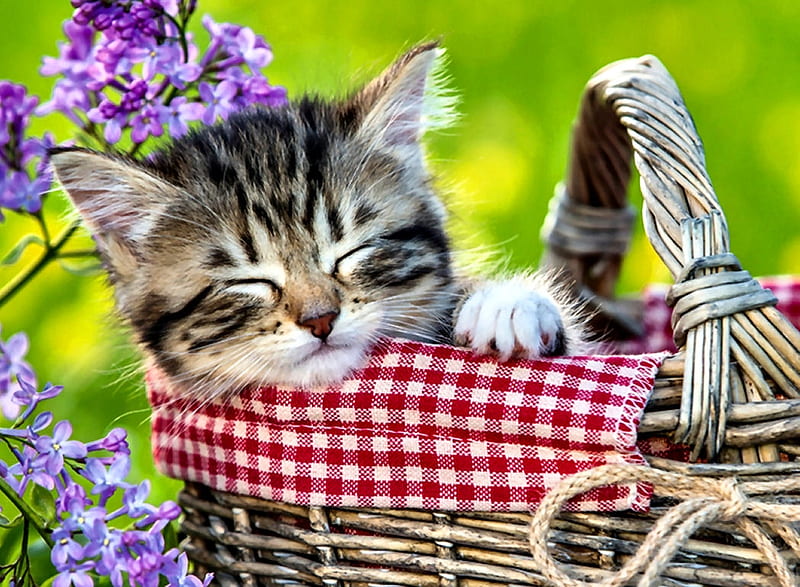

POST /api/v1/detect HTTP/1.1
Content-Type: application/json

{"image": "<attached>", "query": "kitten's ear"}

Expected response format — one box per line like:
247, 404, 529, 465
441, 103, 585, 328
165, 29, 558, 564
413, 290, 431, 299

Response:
354, 42, 456, 153
50, 147, 178, 276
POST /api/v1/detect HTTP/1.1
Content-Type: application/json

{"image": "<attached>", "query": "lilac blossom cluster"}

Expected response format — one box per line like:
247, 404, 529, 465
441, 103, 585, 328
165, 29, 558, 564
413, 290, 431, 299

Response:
0, 0, 287, 219
0, 328, 211, 587
40, 0, 287, 145
0, 83, 53, 218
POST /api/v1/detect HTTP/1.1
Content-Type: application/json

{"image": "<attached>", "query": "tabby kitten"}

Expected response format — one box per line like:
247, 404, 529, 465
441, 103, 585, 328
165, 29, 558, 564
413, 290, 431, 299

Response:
50, 42, 583, 395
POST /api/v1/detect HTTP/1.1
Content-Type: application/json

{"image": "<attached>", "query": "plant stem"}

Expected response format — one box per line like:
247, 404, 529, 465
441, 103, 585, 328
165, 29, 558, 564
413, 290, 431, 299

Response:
0, 219, 82, 308
0, 478, 53, 549
34, 213, 50, 243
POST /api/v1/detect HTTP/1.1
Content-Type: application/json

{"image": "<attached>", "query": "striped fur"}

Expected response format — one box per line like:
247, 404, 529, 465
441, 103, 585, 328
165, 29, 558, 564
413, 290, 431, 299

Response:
51, 43, 583, 397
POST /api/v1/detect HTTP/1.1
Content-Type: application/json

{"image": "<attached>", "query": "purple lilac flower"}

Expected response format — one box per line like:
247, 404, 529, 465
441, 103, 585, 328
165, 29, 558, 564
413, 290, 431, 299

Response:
167, 552, 213, 587
121, 480, 156, 518
138, 499, 181, 533
0, 366, 210, 587
52, 527, 86, 566
83, 454, 132, 502
35, 421, 88, 475
202, 15, 272, 70
8, 445, 55, 494
13, 378, 62, 422
0, 380, 20, 420
84, 519, 124, 575
163, 97, 205, 137
0, 82, 52, 215
53, 559, 94, 587
57, 482, 91, 518
0, 329, 35, 395
86, 426, 129, 455
130, 103, 167, 143
198, 80, 237, 124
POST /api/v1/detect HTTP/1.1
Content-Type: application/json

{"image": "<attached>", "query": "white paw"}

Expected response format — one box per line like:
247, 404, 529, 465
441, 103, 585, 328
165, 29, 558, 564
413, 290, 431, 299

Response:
454, 281, 566, 360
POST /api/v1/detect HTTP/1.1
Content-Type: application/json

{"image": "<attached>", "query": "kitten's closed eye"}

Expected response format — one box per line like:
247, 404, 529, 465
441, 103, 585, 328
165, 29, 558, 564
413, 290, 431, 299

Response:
223, 279, 281, 302
333, 245, 375, 281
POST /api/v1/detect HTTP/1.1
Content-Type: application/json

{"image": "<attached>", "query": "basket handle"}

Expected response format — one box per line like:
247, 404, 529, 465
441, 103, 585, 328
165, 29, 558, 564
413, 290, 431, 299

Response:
541, 55, 800, 459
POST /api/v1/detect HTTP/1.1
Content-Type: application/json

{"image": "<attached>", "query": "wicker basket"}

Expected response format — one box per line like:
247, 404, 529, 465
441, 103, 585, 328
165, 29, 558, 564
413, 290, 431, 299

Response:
176, 56, 800, 586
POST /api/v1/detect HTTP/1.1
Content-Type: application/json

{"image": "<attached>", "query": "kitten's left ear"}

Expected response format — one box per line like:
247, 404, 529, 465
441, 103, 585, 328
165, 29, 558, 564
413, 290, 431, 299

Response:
49, 147, 181, 280
354, 41, 456, 153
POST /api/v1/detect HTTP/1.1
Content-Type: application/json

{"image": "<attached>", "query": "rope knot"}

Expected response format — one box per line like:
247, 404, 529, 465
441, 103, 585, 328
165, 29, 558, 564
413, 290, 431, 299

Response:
716, 477, 748, 521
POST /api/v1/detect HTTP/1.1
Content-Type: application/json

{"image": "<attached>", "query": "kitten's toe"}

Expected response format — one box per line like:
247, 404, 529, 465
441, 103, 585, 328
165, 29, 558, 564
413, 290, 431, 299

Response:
511, 295, 565, 357
453, 288, 484, 347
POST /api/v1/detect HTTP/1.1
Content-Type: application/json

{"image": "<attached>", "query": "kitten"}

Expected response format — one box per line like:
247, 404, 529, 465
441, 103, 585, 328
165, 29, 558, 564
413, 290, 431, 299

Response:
50, 42, 585, 395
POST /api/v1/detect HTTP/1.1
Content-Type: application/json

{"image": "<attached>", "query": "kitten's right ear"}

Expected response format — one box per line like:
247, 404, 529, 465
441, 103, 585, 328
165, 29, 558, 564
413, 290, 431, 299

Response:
50, 147, 177, 275
354, 42, 457, 156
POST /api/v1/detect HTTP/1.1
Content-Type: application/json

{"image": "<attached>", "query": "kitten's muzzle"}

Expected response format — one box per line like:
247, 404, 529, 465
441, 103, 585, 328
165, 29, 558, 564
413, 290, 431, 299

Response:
298, 311, 339, 341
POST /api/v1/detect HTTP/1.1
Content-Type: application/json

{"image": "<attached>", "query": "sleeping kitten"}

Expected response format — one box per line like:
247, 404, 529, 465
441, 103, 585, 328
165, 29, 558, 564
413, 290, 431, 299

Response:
50, 42, 585, 395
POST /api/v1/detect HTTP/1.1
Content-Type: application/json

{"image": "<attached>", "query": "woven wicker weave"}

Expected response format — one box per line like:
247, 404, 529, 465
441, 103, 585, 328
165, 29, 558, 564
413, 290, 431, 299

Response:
177, 56, 800, 586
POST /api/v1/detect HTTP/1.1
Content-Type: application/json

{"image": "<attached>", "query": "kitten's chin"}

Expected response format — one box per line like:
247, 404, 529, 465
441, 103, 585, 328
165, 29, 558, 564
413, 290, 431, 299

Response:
264, 343, 369, 388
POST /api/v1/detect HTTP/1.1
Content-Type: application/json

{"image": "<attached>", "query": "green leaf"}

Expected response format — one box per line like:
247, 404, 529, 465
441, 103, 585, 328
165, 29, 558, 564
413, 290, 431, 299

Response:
162, 520, 179, 551
1, 235, 45, 265
28, 485, 56, 528
0, 521, 23, 565
0, 514, 22, 529
56, 260, 103, 276
28, 536, 58, 585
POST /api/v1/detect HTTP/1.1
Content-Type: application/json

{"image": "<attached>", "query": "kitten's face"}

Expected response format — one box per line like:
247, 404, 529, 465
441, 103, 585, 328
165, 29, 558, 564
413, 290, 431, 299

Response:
51, 43, 456, 394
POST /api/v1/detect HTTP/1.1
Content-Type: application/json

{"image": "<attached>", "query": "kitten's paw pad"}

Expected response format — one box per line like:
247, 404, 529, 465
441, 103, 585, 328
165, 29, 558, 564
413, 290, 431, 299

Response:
454, 283, 566, 360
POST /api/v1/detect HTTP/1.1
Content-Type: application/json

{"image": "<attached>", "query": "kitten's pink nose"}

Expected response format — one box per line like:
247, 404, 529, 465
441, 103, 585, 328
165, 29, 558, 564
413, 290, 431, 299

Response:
298, 311, 338, 341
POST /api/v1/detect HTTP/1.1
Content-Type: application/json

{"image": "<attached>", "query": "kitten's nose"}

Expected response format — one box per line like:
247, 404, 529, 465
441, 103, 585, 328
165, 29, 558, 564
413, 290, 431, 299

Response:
298, 311, 338, 341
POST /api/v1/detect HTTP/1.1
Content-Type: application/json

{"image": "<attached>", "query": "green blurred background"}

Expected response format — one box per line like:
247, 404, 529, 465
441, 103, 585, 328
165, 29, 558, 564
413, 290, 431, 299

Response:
2, 0, 800, 503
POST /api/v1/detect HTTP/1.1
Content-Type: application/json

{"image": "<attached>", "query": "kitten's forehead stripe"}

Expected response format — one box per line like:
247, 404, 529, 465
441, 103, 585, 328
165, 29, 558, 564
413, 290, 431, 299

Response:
234, 181, 249, 215
299, 98, 332, 237
239, 230, 259, 264
252, 202, 276, 236
327, 206, 344, 243
207, 156, 238, 188
243, 151, 263, 189
302, 176, 317, 230
205, 247, 235, 268
354, 202, 378, 227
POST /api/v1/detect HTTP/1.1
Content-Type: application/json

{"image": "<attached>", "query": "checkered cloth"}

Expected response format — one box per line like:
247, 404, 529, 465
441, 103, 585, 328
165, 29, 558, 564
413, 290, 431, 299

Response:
149, 342, 666, 512
147, 277, 800, 513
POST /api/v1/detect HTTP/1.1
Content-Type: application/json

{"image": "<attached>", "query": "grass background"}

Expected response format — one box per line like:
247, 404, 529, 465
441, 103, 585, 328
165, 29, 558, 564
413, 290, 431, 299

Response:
1, 0, 800, 508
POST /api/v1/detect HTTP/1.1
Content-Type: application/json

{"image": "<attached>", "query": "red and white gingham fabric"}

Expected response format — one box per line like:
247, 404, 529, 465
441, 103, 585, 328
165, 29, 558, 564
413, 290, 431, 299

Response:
147, 276, 800, 513
148, 343, 665, 512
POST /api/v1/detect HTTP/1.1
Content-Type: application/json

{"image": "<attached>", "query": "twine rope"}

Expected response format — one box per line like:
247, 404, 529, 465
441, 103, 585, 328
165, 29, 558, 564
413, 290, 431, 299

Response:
528, 464, 800, 587
665, 253, 778, 346
541, 185, 636, 257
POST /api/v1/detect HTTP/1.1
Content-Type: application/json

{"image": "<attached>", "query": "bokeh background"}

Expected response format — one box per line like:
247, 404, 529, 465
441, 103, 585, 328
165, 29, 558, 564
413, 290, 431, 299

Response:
2, 0, 800, 503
